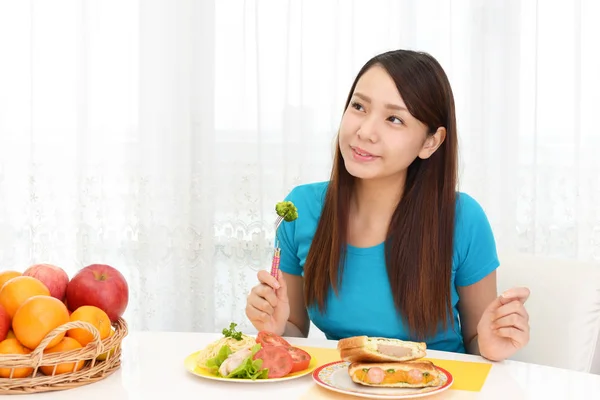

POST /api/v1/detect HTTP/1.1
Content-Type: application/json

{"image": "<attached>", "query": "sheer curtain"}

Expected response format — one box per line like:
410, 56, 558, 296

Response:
0, 0, 598, 333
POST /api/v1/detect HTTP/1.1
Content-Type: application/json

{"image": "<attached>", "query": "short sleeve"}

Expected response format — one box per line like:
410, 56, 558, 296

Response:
275, 189, 303, 276
454, 193, 500, 287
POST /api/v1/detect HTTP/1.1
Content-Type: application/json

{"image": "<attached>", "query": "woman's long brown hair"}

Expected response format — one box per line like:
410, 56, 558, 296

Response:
303, 50, 458, 340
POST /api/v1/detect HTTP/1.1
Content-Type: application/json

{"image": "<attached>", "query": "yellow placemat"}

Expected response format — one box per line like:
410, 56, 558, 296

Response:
298, 346, 493, 392
421, 357, 492, 392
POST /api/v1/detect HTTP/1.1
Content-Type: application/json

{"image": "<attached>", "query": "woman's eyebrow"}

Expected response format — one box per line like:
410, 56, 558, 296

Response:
353, 92, 408, 112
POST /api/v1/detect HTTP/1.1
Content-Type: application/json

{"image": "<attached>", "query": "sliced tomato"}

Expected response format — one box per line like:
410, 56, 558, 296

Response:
286, 346, 311, 373
253, 346, 293, 378
256, 331, 291, 347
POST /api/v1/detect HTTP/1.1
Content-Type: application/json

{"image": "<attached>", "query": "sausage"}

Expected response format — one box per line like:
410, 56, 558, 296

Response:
377, 344, 412, 358
366, 367, 385, 384
406, 368, 423, 384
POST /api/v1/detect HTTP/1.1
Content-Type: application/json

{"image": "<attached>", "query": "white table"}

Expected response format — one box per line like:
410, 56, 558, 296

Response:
13, 331, 600, 399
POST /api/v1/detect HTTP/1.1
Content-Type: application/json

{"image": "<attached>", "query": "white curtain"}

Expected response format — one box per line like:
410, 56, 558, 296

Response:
0, 0, 599, 333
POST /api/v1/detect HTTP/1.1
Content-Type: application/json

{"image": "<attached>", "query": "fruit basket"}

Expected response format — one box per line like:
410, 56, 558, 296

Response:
0, 317, 128, 395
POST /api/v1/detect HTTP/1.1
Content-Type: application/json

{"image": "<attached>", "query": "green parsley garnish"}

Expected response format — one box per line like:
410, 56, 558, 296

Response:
222, 322, 243, 341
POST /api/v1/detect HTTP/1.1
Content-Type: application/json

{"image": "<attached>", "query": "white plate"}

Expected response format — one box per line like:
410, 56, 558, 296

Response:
312, 361, 453, 399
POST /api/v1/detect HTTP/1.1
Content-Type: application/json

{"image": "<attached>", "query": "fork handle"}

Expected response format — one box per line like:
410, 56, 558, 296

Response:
270, 247, 281, 278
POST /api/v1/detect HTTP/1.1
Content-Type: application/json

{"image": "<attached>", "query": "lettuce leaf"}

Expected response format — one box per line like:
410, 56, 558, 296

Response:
226, 344, 269, 380
205, 344, 269, 380
204, 344, 232, 373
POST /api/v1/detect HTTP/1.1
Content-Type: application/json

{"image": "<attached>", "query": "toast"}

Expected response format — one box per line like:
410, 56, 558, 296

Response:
337, 336, 427, 363
348, 360, 442, 388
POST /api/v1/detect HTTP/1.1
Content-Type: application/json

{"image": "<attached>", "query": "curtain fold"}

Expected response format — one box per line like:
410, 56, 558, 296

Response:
0, 0, 598, 332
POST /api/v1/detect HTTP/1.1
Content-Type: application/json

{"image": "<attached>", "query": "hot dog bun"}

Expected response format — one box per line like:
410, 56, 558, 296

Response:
337, 336, 426, 363
348, 360, 442, 388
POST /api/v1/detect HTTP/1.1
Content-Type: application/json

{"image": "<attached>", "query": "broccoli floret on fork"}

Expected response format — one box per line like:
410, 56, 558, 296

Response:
275, 201, 298, 224
270, 200, 298, 278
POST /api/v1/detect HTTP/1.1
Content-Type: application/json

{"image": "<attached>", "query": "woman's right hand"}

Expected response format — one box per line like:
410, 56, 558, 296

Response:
245, 269, 290, 336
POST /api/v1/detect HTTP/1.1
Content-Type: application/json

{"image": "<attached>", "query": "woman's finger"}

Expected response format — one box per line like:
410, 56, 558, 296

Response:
500, 287, 531, 304
494, 326, 529, 347
253, 284, 278, 308
494, 300, 528, 323
491, 313, 529, 332
257, 270, 281, 290
247, 292, 275, 315
245, 303, 271, 324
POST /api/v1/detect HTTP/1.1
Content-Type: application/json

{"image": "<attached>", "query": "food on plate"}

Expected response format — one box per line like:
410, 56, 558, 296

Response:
348, 360, 443, 388
256, 330, 291, 347
195, 324, 312, 380
252, 345, 293, 378
286, 346, 312, 373
275, 201, 298, 222
337, 335, 444, 389
205, 343, 270, 380
337, 335, 427, 363
196, 322, 258, 368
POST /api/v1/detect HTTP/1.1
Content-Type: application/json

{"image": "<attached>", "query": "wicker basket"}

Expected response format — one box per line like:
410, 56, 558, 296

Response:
0, 317, 128, 395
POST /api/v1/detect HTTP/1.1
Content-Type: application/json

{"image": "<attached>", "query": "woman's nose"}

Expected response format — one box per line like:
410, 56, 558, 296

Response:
357, 116, 378, 142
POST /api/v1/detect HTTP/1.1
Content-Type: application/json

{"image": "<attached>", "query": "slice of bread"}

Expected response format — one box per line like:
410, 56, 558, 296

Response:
337, 336, 426, 363
348, 360, 442, 388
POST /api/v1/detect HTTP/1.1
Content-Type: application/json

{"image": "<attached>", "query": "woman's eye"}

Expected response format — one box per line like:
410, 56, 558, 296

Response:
388, 116, 403, 125
351, 101, 365, 112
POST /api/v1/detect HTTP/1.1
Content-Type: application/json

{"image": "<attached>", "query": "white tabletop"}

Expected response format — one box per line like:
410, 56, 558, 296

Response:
13, 331, 600, 400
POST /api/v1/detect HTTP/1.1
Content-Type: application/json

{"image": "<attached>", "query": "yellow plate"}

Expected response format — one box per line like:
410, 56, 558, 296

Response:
184, 346, 318, 383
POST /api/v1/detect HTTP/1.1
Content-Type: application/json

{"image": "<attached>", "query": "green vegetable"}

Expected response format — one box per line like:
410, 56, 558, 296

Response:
205, 344, 269, 380
226, 344, 269, 380
275, 201, 298, 222
205, 344, 232, 372
222, 322, 243, 341
386, 369, 395, 373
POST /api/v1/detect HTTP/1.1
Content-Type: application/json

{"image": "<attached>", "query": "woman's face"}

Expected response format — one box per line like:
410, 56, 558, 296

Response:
338, 65, 444, 181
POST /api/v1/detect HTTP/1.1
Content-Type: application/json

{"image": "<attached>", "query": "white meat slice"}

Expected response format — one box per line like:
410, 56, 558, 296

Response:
218, 348, 252, 377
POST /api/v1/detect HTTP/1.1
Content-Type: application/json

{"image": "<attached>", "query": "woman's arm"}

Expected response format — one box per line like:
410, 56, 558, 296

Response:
457, 270, 498, 355
282, 272, 311, 338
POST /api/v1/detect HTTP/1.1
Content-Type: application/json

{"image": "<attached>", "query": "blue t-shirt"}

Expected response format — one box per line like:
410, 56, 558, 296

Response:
276, 181, 499, 353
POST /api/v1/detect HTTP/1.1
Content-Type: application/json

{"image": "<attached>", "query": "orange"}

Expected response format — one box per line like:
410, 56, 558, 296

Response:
0, 276, 50, 318
67, 306, 111, 346
6, 330, 15, 339
96, 328, 116, 361
0, 271, 21, 291
40, 337, 85, 375
0, 338, 33, 378
12, 295, 70, 350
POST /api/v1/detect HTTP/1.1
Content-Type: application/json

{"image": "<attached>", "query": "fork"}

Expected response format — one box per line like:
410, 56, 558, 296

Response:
270, 215, 285, 278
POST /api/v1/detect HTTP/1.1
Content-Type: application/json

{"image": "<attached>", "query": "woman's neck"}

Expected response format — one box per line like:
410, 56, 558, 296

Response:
350, 174, 406, 223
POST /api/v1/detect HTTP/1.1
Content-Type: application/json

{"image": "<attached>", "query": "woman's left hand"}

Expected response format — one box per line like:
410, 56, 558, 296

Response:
476, 287, 531, 361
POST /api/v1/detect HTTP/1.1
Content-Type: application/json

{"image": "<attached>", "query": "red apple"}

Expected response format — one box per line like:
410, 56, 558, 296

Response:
23, 263, 70, 301
66, 264, 129, 322
0, 304, 10, 342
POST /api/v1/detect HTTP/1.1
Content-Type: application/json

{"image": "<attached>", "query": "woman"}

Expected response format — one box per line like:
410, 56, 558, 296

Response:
245, 49, 530, 362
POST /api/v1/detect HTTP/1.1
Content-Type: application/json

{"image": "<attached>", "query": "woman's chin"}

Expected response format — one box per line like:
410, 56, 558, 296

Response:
343, 160, 381, 180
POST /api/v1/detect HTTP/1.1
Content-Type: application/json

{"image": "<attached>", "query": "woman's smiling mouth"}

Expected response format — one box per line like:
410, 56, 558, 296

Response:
351, 146, 379, 161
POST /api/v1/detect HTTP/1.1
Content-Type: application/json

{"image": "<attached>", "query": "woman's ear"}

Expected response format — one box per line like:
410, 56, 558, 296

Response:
418, 127, 446, 159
